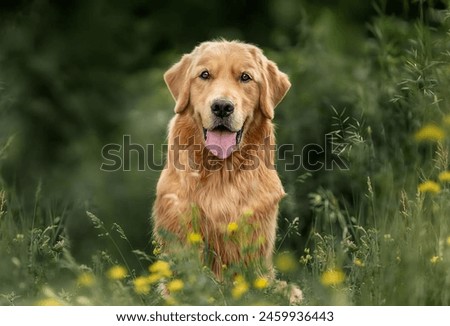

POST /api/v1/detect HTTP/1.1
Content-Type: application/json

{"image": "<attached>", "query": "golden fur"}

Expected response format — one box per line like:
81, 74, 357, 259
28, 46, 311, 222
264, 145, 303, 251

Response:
153, 40, 292, 281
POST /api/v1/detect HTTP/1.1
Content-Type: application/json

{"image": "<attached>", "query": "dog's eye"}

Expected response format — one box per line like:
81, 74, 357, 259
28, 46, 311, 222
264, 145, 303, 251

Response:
240, 73, 252, 83
199, 70, 210, 80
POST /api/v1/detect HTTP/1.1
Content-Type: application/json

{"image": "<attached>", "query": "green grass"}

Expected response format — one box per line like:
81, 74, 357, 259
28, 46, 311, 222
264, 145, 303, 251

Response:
1, 166, 449, 305
1, 3, 450, 306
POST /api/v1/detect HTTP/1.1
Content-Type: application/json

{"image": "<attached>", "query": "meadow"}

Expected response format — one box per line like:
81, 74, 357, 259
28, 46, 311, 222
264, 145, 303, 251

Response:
1, 1, 450, 306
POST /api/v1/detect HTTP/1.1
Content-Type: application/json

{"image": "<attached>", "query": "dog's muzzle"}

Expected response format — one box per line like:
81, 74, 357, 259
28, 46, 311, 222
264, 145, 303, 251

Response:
202, 99, 244, 159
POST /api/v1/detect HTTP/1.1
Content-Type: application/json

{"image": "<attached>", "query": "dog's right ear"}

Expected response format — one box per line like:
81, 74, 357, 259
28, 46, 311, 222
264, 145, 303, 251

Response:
164, 54, 192, 113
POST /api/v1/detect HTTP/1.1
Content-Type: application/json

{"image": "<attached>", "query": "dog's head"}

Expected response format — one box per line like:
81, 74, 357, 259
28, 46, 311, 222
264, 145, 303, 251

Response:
164, 40, 290, 159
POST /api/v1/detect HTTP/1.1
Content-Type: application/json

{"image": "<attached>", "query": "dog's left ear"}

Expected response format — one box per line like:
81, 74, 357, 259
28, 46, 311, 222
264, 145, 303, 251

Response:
164, 54, 192, 113
259, 59, 291, 120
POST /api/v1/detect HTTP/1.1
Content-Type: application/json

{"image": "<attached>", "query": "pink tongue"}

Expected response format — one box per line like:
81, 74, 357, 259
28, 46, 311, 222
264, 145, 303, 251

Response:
205, 130, 237, 159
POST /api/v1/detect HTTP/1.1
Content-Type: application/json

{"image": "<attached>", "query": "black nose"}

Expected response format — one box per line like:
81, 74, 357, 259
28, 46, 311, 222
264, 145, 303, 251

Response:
211, 99, 234, 118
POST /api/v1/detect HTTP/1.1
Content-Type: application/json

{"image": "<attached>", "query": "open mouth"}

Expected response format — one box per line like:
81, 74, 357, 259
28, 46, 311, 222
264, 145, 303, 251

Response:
203, 125, 243, 159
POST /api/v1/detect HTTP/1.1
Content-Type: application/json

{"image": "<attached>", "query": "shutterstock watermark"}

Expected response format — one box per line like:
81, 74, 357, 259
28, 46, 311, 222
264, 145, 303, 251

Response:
100, 134, 349, 172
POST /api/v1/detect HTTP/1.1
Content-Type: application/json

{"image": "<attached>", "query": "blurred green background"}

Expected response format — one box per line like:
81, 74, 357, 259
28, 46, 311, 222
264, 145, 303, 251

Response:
0, 0, 448, 267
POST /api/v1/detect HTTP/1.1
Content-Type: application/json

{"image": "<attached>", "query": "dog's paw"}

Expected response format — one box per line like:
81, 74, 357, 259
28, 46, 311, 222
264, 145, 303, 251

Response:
157, 282, 170, 298
274, 280, 303, 305
288, 284, 303, 305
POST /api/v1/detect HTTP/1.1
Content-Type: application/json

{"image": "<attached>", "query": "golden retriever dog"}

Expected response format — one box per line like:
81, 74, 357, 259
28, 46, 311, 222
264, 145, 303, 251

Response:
153, 39, 301, 303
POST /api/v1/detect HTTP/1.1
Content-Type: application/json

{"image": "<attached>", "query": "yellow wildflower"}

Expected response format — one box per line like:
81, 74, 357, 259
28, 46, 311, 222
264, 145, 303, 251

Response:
233, 274, 245, 284
167, 279, 184, 292
353, 258, 365, 267
106, 265, 127, 280
418, 181, 441, 194
187, 232, 202, 244
149, 260, 172, 278
253, 277, 269, 289
232, 275, 249, 299
320, 269, 345, 286
414, 124, 445, 141
275, 252, 297, 273
77, 272, 95, 287
430, 256, 442, 264
438, 171, 450, 182
227, 222, 239, 235
447, 236, 450, 246
35, 298, 64, 306
147, 273, 162, 284
232, 282, 249, 299
133, 276, 150, 295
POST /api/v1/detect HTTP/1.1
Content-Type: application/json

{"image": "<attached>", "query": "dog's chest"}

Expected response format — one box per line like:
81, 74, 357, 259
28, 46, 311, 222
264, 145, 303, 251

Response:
187, 170, 284, 224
